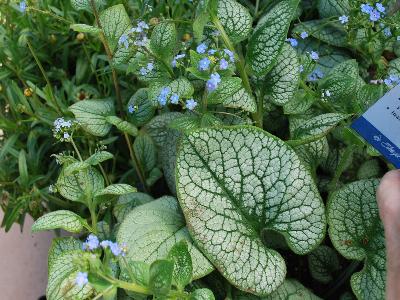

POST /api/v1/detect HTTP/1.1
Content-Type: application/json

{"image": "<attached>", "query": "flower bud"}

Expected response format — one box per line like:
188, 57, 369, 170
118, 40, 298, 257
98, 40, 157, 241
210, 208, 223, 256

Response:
76, 32, 85, 42
24, 87, 33, 97
182, 33, 191, 41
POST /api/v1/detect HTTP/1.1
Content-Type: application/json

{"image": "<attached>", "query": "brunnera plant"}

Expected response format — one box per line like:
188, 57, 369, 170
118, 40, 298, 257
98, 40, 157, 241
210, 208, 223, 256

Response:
0, 0, 399, 299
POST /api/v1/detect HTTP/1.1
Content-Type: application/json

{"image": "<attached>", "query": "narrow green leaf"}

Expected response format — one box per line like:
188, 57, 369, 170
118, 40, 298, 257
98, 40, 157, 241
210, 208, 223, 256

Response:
106, 116, 138, 136
95, 184, 137, 197
18, 149, 29, 187
133, 133, 157, 173
32, 210, 85, 233
168, 115, 201, 132
86, 151, 114, 166
70, 24, 100, 34
246, 0, 300, 76
168, 241, 193, 290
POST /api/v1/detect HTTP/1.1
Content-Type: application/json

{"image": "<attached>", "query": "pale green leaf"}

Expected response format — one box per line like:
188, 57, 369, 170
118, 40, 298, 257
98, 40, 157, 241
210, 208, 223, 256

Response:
99, 4, 131, 52
308, 245, 340, 284
86, 151, 114, 166
222, 88, 257, 113
168, 115, 201, 132
161, 130, 181, 196
191, 289, 215, 300
208, 77, 242, 104
176, 126, 326, 295
149, 260, 174, 296
246, 0, 300, 76
357, 159, 382, 180
70, 24, 100, 34
48, 238, 82, 271
106, 116, 138, 136
328, 179, 386, 300
69, 99, 114, 137
116, 197, 214, 280
144, 112, 183, 146
57, 166, 104, 202
70, 0, 103, 11
113, 192, 154, 222
264, 44, 300, 106
133, 133, 157, 173
217, 0, 253, 44
64, 161, 90, 177
168, 241, 193, 289
95, 184, 137, 197
32, 210, 85, 233
318, 0, 350, 18
150, 22, 177, 59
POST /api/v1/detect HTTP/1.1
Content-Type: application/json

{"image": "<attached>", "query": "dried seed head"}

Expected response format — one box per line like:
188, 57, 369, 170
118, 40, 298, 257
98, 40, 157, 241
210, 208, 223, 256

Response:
24, 88, 33, 97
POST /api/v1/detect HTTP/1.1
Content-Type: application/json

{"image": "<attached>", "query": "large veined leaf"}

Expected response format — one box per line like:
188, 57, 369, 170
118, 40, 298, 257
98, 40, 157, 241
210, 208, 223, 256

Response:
32, 210, 86, 233
116, 197, 214, 279
317, 0, 350, 18
99, 4, 131, 53
69, 99, 114, 137
264, 44, 300, 106
308, 245, 340, 284
113, 192, 154, 222
235, 279, 321, 300
150, 22, 177, 59
328, 179, 386, 300
217, 0, 252, 44
246, 0, 300, 76
47, 239, 93, 300
294, 20, 347, 48
208, 77, 242, 104
388, 58, 400, 76
57, 166, 104, 203
176, 126, 326, 295
222, 88, 257, 113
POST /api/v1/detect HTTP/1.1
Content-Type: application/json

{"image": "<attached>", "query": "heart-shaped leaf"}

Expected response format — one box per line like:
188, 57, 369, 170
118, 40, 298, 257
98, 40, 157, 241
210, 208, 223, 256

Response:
308, 245, 340, 284
113, 192, 154, 223
246, 0, 300, 76
328, 179, 386, 300
217, 0, 253, 44
116, 196, 214, 280
32, 210, 86, 233
150, 22, 177, 59
69, 99, 114, 137
176, 126, 326, 295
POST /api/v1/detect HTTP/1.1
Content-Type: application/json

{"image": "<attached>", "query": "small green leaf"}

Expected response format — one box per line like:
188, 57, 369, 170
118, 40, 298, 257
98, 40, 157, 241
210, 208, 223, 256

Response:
70, 0, 104, 11
64, 161, 90, 176
217, 0, 252, 44
292, 113, 350, 140
70, 24, 100, 34
69, 99, 114, 137
32, 210, 85, 233
193, 0, 212, 42
127, 89, 156, 126
116, 197, 214, 279
222, 88, 257, 113
144, 112, 184, 146
168, 115, 201, 132
191, 289, 215, 300
150, 22, 177, 59
86, 151, 114, 166
95, 184, 137, 197
246, 0, 300, 76
308, 245, 340, 284
57, 166, 104, 203
357, 159, 382, 180
18, 149, 29, 187
113, 192, 154, 222
149, 259, 174, 297
176, 126, 326, 295
294, 20, 347, 48
120, 260, 150, 287
208, 77, 242, 104
133, 133, 157, 173
328, 179, 386, 300
168, 241, 193, 290
264, 44, 300, 106
318, 0, 350, 18
99, 4, 131, 52
106, 116, 138, 136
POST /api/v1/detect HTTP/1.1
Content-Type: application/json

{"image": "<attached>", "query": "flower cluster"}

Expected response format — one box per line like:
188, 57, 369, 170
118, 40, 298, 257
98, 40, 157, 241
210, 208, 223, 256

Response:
82, 234, 127, 257
206, 73, 221, 92
118, 21, 150, 49
139, 62, 154, 76
53, 117, 75, 142
75, 272, 88, 288
195, 43, 235, 72
360, 3, 385, 22
172, 54, 186, 68
285, 31, 308, 48
383, 74, 400, 88
19, 1, 27, 13
308, 68, 324, 82
339, 15, 349, 24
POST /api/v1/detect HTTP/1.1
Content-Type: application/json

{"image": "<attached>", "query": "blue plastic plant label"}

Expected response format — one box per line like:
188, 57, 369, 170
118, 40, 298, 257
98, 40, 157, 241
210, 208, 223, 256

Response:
352, 84, 400, 168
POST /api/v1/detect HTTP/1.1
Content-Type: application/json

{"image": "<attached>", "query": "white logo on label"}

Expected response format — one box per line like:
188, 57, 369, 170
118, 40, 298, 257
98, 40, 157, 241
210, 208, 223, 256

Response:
374, 135, 400, 158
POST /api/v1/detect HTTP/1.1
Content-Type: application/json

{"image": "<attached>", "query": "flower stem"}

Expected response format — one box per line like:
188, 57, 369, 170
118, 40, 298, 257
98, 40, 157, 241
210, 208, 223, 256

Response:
70, 137, 83, 162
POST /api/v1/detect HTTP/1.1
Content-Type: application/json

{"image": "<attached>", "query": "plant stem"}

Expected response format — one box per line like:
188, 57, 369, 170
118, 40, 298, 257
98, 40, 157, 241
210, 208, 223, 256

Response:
70, 137, 83, 162
26, 40, 62, 114
211, 15, 263, 128
90, 0, 148, 192
329, 145, 354, 191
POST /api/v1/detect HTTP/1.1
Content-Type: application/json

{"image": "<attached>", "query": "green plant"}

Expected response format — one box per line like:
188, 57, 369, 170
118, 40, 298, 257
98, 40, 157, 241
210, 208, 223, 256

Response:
1, 0, 399, 299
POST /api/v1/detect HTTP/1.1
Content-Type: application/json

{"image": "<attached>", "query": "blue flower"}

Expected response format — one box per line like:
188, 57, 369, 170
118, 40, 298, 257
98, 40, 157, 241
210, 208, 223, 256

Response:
171, 54, 185, 67
118, 34, 129, 49
199, 57, 211, 71
397, 36, 400, 41
376, 3, 385, 13
307, 68, 324, 82
383, 27, 392, 37
286, 38, 298, 47
128, 105, 135, 113
19, 1, 26, 13
369, 9, 381, 22
170, 93, 179, 104
75, 272, 88, 288
361, 4, 373, 14
300, 31, 308, 39
299, 65, 304, 73
339, 15, 349, 24
83, 234, 99, 251
100, 240, 111, 248
147, 62, 154, 71
139, 67, 148, 76
158, 87, 170, 106
224, 49, 235, 62
160, 87, 171, 97
110, 242, 122, 256
206, 73, 221, 92
219, 58, 229, 70
63, 132, 70, 140
389, 74, 400, 84
137, 21, 149, 32
310, 51, 319, 61
185, 99, 198, 110
384, 78, 393, 86
208, 49, 217, 55
196, 43, 208, 54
